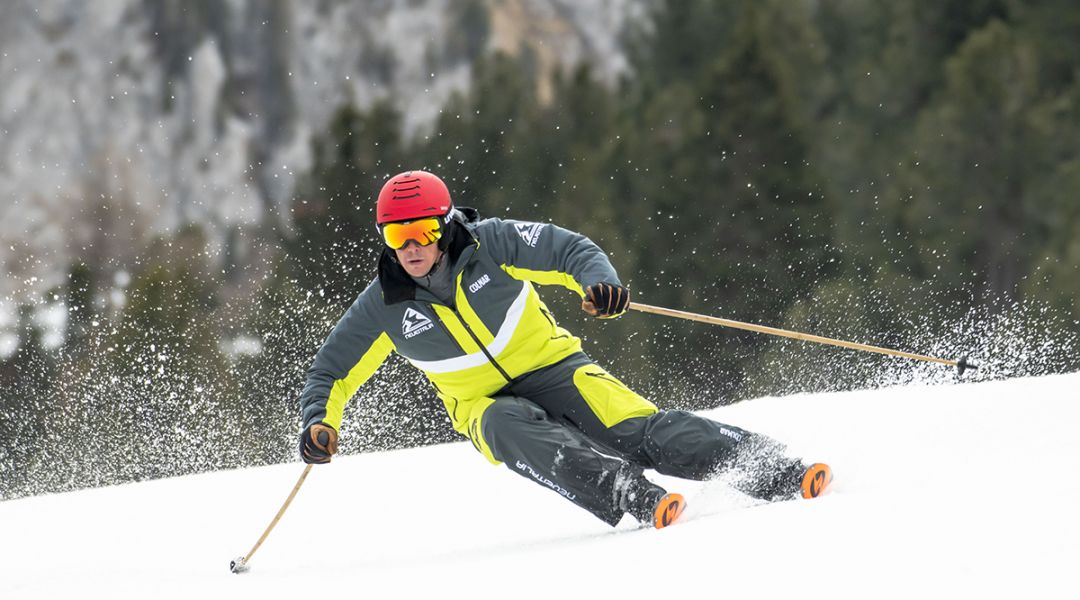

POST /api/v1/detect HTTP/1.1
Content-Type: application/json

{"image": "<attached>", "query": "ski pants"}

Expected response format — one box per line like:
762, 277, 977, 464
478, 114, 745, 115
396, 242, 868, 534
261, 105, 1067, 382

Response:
456, 352, 763, 525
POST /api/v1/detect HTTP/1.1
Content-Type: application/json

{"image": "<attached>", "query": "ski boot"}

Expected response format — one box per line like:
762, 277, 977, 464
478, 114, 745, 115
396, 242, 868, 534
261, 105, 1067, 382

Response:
620, 475, 686, 529
724, 433, 834, 501
760, 460, 834, 501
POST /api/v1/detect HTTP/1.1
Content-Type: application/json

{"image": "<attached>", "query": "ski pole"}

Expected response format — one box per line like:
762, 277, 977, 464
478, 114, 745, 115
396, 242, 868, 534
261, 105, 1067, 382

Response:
230, 464, 313, 574
629, 302, 977, 375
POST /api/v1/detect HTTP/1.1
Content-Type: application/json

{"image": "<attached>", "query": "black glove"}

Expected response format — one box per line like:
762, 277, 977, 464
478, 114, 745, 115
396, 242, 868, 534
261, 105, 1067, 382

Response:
300, 422, 339, 464
582, 282, 630, 318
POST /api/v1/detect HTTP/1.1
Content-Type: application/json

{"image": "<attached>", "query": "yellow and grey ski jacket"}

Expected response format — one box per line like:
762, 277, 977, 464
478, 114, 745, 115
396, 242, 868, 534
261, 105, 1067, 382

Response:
299, 209, 621, 443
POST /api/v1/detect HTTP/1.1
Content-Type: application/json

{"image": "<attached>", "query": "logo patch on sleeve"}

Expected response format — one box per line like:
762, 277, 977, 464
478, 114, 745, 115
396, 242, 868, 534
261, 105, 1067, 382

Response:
514, 222, 547, 247
402, 307, 435, 338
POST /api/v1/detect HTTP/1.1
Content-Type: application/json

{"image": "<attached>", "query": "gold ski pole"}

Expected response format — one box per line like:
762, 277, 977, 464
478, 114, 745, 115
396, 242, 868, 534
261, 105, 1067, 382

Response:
629, 302, 977, 375
230, 464, 313, 574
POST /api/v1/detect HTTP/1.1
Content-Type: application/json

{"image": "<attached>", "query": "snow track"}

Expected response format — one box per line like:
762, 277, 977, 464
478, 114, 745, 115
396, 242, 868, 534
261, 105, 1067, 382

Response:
2, 374, 1078, 598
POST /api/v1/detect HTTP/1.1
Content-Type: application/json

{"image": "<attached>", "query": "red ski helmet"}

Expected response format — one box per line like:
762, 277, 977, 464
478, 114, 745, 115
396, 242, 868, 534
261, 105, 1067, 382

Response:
376, 170, 452, 225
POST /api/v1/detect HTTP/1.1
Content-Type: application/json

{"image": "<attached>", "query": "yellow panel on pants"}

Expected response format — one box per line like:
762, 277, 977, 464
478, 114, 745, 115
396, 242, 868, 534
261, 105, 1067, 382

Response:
571, 363, 658, 427
441, 394, 501, 465
443, 363, 657, 466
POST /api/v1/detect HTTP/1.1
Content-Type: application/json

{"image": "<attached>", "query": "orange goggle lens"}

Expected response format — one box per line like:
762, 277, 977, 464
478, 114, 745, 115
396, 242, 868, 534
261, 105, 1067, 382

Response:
381, 217, 443, 250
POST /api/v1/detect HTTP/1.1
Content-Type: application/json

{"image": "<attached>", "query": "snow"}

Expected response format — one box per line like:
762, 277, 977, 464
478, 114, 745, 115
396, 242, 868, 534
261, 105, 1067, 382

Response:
2, 373, 1078, 598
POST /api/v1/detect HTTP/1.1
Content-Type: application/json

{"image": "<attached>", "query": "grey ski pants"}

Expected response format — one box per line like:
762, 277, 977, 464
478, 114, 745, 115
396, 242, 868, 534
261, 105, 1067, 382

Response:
479, 353, 766, 525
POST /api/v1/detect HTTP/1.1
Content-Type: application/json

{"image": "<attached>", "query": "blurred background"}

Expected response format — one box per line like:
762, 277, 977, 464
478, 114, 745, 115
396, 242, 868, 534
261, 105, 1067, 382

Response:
2, 0, 1078, 500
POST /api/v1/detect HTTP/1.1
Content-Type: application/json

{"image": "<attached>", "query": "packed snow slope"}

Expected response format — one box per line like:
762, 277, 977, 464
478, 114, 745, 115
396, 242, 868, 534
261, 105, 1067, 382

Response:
2, 373, 1078, 599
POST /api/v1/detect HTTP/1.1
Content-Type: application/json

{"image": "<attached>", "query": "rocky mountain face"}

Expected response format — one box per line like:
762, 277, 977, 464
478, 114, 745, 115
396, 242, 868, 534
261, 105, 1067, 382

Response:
0, 0, 642, 305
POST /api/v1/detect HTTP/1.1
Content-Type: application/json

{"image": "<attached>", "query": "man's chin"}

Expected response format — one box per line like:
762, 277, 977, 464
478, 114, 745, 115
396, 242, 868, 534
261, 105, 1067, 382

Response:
404, 264, 430, 277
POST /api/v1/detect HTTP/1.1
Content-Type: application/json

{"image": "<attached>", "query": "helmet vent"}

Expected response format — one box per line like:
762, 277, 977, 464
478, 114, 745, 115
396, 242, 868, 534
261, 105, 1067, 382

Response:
392, 180, 422, 200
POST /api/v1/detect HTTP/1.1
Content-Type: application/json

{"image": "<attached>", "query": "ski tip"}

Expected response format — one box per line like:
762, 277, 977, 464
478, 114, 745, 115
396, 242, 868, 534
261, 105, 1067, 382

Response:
800, 463, 833, 499
653, 492, 687, 529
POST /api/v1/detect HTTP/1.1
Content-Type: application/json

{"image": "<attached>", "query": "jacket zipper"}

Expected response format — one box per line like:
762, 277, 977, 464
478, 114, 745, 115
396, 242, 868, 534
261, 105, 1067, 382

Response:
428, 302, 513, 384
453, 307, 513, 384
539, 305, 570, 340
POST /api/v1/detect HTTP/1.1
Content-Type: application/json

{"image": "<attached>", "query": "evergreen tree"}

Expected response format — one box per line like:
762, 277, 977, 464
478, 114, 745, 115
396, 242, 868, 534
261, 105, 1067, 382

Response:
287, 101, 406, 307
614, 0, 837, 403
81, 224, 246, 481
63, 261, 96, 353
893, 20, 1050, 308
0, 305, 54, 497
420, 52, 543, 216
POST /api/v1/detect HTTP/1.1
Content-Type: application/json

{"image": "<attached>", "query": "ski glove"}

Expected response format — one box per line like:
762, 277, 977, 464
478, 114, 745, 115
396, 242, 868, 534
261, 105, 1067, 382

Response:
300, 422, 339, 464
582, 282, 630, 318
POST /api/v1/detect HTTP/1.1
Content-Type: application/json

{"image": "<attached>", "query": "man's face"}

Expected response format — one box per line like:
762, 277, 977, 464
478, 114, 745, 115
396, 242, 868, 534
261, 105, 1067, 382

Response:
395, 240, 442, 277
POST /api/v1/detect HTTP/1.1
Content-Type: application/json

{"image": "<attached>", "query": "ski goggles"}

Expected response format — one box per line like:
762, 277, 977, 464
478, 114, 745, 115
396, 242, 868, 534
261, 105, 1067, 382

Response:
380, 216, 444, 250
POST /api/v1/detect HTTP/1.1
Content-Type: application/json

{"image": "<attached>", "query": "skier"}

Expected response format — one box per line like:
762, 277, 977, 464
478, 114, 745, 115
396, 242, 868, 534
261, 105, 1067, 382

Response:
298, 170, 832, 529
